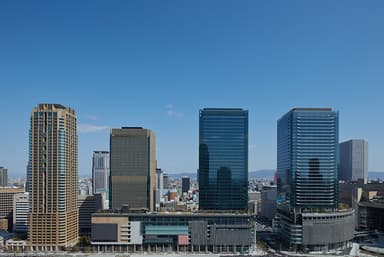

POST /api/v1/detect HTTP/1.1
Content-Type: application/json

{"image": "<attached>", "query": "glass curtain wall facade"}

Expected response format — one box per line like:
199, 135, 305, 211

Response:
199, 108, 248, 211
277, 108, 339, 209
276, 108, 341, 250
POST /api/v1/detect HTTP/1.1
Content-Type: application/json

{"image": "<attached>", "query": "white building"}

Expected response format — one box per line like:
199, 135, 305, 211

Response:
13, 192, 29, 234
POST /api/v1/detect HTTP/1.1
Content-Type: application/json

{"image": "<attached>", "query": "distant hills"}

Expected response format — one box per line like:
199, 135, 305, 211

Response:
169, 170, 384, 181
249, 169, 276, 179
168, 169, 276, 180
168, 172, 197, 179
369, 172, 384, 180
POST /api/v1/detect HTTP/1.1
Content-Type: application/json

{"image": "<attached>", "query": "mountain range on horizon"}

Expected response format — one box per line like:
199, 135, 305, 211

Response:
168, 169, 384, 180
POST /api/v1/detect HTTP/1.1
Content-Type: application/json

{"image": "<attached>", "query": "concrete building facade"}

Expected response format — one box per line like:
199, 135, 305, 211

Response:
0, 187, 24, 231
109, 127, 156, 211
28, 104, 78, 250
339, 139, 368, 182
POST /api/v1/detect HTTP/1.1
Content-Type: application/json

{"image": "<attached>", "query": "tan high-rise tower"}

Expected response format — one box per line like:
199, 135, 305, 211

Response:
28, 104, 78, 250
110, 127, 156, 211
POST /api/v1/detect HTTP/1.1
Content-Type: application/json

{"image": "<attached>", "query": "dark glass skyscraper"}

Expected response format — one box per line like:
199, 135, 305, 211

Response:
277, 108, 339, 209
199, 108, 248, 211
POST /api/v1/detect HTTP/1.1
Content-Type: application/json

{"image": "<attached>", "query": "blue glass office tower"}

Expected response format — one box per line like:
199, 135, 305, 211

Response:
199, 108, 248, 211
277, 108, 339, 209
275, 108, 350, 251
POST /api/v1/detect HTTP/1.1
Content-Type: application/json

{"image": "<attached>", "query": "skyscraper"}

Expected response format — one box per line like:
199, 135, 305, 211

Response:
28, 104, 78, 250
92, 151, 110, 209
276, 108, 354, 251
339, 139, 368, 182
0, 167, 8, 187
199, 108, 248, 211
109, 127, 156, 211
277, 108, 339, 209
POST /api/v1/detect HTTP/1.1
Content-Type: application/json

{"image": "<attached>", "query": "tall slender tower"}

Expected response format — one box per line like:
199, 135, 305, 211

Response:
199, 108, 248, 211
109, 127, 156, 211
28, 104, 78, 250
92, 151, 110, 209
0, 167, 7, 187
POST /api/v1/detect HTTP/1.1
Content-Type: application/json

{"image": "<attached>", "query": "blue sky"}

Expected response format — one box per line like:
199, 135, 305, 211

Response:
1, 1, 384, 177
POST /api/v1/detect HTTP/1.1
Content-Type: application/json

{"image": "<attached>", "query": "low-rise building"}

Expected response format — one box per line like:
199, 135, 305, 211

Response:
13, 192, 29, 235
352, 187, 384, 231
260, 186, 277, 221
0, 187, 24, 231
91, 211, 254, 253
275, 208, 355, 251
78, 194, 103, 236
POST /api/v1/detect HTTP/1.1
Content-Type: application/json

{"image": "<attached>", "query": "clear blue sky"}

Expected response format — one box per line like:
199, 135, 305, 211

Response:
1, 1, 384, 177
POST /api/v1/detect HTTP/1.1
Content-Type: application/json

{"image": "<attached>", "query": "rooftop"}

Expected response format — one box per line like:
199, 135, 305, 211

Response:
291, 107, 333, 112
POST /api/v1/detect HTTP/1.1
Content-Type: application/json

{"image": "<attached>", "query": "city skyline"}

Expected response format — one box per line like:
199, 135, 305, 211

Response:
2, 1, 384, 177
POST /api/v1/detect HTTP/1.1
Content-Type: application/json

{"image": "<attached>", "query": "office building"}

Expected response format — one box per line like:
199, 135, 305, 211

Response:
199, 108, 248, 211
110, 127, 156, 211
248, 191, 261, 215
355, 190, 384, 232
0, 167, 8, 187
339, 139, 368, 182
260, 186, 277, 221
91, 211, 254, 253
78, 194, 103, 236
92, 151, 110, 209
0, 187, 24, 231
13, 192, 29, 234
277, 108, 339, 209
181, 176, 190, 194
276, 108, 353, 251
163, 173, 170, 190
339, 181, 383, 209
155, 168, 164, 208
28, 104, 78, 250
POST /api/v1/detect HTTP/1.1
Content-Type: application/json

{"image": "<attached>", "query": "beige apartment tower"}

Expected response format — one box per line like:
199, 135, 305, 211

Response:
110, 127, 156, 211
28, 104, 78, 250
